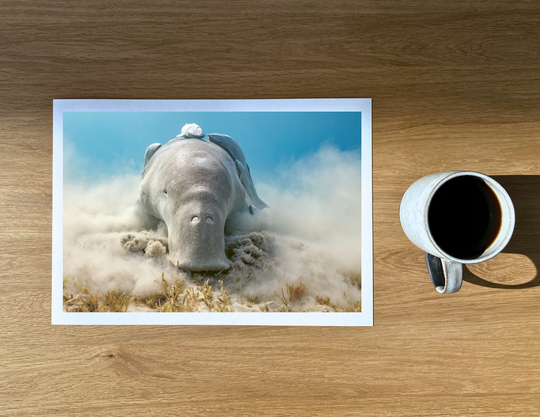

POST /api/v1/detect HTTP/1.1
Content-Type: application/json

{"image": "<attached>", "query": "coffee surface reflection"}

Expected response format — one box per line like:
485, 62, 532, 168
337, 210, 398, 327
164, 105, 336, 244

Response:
428, 176, 502, 259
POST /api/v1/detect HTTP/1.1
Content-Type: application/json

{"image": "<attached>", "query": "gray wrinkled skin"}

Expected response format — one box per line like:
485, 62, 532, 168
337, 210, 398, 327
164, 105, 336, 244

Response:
138, 139, 246, 271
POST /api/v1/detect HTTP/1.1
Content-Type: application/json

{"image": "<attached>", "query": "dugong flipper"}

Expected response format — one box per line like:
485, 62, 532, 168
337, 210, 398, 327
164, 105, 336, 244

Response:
144, 143, 162, 170
234, 159, 269, 210
207, 133, 269, 210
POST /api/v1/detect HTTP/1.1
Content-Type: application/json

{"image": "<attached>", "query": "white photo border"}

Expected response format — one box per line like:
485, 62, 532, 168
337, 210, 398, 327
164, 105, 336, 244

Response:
52, 99, 373, 326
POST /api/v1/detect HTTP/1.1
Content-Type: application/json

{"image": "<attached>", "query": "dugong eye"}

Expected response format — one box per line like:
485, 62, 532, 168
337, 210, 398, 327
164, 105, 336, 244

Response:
163, 189, 167, 196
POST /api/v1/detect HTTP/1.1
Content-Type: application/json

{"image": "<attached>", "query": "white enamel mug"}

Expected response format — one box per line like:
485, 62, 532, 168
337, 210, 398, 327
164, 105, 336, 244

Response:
399, 171, 515, 294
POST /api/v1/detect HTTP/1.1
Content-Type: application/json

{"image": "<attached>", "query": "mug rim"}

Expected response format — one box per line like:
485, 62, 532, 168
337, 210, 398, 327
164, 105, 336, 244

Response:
424, 171, 515, 264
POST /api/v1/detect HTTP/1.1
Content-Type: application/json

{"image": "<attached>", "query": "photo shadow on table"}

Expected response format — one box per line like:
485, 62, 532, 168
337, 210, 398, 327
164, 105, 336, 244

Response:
463, 175, 540, 289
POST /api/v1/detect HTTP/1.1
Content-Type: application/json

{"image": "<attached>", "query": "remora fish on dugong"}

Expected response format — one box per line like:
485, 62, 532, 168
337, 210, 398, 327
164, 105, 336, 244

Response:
176, 123, 205, 139
207, 133, 269, 211
138, 138, 251, 271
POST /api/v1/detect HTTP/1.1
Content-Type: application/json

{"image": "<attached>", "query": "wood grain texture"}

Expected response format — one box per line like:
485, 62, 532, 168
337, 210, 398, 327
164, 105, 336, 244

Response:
1, 1, 539, 415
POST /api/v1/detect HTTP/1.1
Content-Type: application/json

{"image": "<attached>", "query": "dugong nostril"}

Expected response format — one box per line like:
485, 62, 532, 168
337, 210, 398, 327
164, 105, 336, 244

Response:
206, 216, 214, 225
191, 216, 200, 224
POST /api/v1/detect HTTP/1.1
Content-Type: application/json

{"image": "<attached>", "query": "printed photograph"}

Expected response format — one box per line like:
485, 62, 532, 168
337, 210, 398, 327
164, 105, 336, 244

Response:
54, 100, 371, 325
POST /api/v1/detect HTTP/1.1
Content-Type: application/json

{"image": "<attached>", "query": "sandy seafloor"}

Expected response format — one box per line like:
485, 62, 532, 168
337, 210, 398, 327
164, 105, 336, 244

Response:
63, 230, 362, 313
126, 299, 333, 313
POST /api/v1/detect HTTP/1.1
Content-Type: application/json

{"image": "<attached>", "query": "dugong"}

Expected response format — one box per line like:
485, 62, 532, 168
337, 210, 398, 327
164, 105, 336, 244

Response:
138, 139, 246, 271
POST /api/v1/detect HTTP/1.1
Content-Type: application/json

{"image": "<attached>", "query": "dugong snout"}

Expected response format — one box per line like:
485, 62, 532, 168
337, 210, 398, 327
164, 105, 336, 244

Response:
169, 208, 231, 272
177, 258, 231, 272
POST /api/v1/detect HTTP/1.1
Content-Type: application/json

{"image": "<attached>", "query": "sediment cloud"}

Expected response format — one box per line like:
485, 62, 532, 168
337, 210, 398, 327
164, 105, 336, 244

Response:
63, 144, 362, 312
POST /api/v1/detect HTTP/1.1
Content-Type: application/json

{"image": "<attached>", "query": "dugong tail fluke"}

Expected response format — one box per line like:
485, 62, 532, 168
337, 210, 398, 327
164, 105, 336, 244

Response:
207, 133, 269, 210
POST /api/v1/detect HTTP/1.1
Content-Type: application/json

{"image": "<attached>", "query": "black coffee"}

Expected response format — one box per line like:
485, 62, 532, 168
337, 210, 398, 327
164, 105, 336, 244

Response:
428, 176, 502, 259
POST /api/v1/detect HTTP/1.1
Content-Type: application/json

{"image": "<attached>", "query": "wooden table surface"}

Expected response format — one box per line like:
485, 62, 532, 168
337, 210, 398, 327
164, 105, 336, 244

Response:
1, 1, 539, 415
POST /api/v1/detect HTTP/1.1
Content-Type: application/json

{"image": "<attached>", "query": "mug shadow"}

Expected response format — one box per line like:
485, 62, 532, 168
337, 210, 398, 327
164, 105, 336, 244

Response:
463, 175, 540, 289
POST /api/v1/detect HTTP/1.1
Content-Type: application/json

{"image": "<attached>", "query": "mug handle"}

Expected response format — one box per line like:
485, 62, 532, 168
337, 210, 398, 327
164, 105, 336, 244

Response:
424, 253, 463, 294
